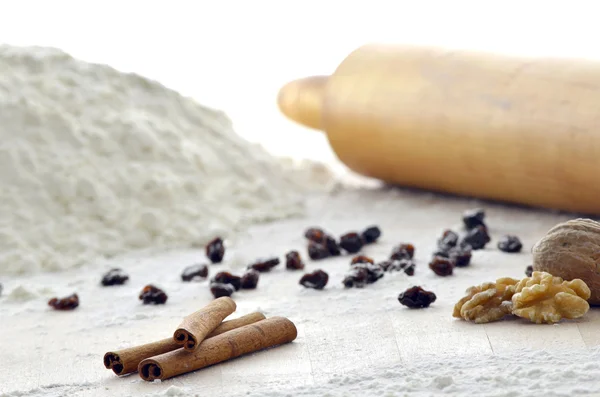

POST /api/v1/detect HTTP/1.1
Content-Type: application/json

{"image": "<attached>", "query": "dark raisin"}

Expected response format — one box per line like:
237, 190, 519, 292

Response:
212, 271, 242, 291
378, 260, 393, 271
324, 235, 341, 256
139, 285, 168, 305
342, 267, 369, 288
181, 264, 209, 282
432, 248, 451, 258
379, 259, 403, 271
285, 251, 305, 270
380, 259, 416, 276
525, 265, 533, 277
350, 255, 374, 265
365, 263, 385, 282
461, 225, 490, 250
339, 232, 364, 254
308, 241, 330, 260
390, 243, 415, 260
299, 269, 329, 289
210, 282, 235, 298
361, 226, 381, 244
240, 270, 260, 289
429, 256, 454, 276
462, 208, 486, 230
206, 237, 225, 263
247, 257, 280, 272
48, 293, 79, 311
437, 229, 459, 249
304, 227, 325, 242
398, 286, 437, 308
449, 244, 472, 267
352, 263, 384, 283
101, 268, 129, 286
498, 235, 523, 253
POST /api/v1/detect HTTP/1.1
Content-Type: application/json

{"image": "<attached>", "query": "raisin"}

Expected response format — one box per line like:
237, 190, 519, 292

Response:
324, 235, 341, 256
429, 256, 454, 276
380, 259, 415, 275
339, 232, 364, 254
449, 244, 472, 267
342, 267, 369, 288
350, 255, 374, 265
461, 225, 490, 250
181, 264, 209, 281
48, 293, 79, 311
247, 257, 280, 272
379, 259, 402, 271
212, 271, 242, 291
285, 251, 305, 270
210, 282, 235, 298
437, 229, 459, 249
525, 265, 533, 277
390, 243, 415, 260
101, 268, 129, 286
398, 286, 437, 308
240, 270, 260, 289
299, 270, 329, 289
308, 241, 330, 260
352, 262, 384, 283
139, 285, 168, 305
361, 226, 381, 244
462, 208, 486, 230
378, 260, 393, 271
206, 237, 225, 263
304, 227, 325, 242
432, 248, 450, 258
498, 235, 523, 253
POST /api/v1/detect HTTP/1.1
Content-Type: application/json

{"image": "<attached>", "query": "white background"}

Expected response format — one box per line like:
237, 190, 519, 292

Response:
1, 0, 599, 165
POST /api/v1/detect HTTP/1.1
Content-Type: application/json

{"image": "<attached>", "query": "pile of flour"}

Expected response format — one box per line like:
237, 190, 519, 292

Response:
0, 45, 331, 275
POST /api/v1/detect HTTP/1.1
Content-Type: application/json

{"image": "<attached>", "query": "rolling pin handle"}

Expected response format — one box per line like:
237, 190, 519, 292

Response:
277, 75, 327, 131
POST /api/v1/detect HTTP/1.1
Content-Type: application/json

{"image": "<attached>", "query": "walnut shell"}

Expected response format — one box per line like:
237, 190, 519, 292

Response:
532, 218, 600, 305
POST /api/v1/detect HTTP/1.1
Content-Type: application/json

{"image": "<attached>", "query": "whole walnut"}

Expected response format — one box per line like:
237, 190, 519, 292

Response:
532, 218, 600, 305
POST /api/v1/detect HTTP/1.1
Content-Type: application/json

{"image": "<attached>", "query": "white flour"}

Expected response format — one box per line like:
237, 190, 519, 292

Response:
238, 347, 600, 397
0, 45, 331, 275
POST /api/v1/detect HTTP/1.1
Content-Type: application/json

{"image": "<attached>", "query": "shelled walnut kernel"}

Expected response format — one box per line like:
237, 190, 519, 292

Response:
453, 277, 519, 323
511, 271, 590, 324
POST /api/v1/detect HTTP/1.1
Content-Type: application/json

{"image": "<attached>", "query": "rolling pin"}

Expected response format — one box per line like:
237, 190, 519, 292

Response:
277, 43, 600, 215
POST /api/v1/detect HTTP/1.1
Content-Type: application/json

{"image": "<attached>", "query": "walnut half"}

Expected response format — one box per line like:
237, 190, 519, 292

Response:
511, 271, 591, 324
453, 277, 519, 323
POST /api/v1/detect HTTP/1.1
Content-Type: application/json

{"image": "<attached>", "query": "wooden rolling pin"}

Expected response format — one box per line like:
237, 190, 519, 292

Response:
277, 43, 600, 215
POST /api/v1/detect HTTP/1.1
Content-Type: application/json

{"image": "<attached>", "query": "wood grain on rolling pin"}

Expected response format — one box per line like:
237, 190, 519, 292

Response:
278, 44, 600, 215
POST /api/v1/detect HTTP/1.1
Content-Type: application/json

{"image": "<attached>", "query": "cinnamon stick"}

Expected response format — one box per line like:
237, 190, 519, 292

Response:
206, 311, 265, 338
173, 296, 236, 352
139, 316, 297, 381
104, 311, 265, 376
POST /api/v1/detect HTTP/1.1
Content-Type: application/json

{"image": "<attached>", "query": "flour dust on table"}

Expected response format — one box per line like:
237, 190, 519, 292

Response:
0, 45, 332, 275
2, 188, 599, 397
236, 347, 600, 397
